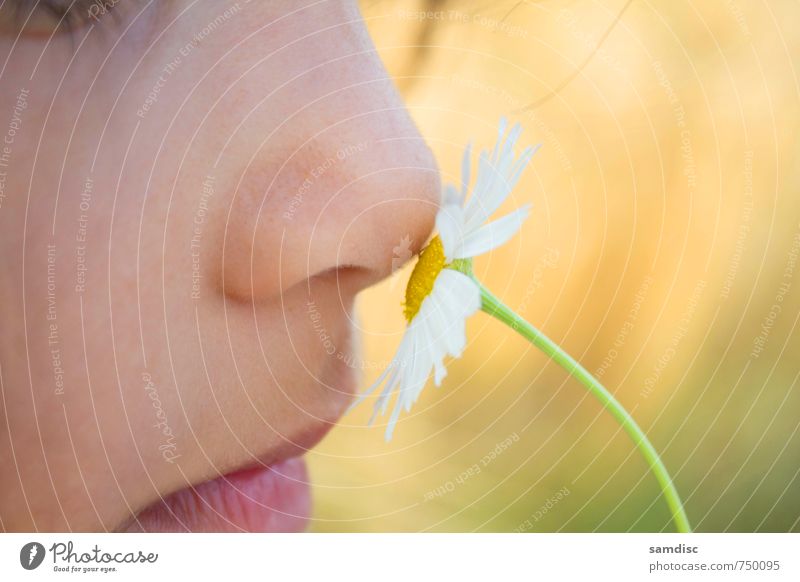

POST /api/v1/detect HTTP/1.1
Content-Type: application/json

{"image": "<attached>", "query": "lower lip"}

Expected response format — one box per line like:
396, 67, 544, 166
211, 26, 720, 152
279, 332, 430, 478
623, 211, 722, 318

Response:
126, 457, 311, 533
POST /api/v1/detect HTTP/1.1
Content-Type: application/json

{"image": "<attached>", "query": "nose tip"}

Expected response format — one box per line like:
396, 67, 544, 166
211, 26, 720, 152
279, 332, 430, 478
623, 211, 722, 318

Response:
339, 138, 441, 286
221, 117, 441, 302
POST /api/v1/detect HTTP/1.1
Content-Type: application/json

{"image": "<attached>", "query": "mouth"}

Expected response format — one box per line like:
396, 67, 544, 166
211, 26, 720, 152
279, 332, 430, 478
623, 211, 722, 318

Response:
123, 456, 312, 533
122, 319, 359, 533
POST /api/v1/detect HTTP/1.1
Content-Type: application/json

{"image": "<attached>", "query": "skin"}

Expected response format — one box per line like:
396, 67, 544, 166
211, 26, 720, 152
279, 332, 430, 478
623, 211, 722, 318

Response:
0, 0, 439, 531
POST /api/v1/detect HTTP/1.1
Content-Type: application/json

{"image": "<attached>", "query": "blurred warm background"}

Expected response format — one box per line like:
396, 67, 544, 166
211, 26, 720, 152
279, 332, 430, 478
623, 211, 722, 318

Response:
307, 0, 800, 531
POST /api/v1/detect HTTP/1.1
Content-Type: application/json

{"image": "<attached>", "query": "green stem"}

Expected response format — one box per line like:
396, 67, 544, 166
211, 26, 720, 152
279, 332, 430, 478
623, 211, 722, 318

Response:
477, 281, 692, 533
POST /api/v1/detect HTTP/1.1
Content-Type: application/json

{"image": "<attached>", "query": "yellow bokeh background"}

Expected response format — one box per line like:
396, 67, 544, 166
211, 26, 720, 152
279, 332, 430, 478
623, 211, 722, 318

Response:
308, 0, 800, 531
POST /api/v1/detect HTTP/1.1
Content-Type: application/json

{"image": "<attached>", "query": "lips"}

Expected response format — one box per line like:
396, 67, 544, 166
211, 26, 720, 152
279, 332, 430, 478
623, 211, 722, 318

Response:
122, 417, 343, 533
124, 457, 311, 533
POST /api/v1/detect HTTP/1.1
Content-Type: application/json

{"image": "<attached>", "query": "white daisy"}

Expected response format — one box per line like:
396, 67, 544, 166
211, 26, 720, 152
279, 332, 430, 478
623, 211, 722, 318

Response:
354, 118, 539, 440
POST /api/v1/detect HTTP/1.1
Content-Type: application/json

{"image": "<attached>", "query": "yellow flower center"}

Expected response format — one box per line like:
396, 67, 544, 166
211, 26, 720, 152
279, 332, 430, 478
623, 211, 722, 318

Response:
404, 235, 446, 322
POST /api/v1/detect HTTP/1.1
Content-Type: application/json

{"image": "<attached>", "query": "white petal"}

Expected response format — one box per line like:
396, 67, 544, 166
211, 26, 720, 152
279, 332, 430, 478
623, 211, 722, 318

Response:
442, 183, 462, 207
349, 355, 394, 413
464, 158, 516, 232
463, 151, 493, 228
439, 302, 469, 360
509, 144, 540, 187
500, 122, 523, 163
408, 318, 435, 398
462, 121, 537, 234
435, 269, 482, 316
371, 366, 399, 424
430, 270, 481, 358
423, 296, 454, 386
454, 204, 531, 259
406, 317, 431, 407
435, 202, 466, 261
390, 326, 422, 414
461, 142, 472, 200
419, 296, 449, 386
491, 117, 508, 162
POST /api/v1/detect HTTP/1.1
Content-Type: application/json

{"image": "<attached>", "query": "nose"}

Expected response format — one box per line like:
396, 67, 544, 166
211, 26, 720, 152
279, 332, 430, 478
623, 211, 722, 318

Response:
222, 64, 440, 302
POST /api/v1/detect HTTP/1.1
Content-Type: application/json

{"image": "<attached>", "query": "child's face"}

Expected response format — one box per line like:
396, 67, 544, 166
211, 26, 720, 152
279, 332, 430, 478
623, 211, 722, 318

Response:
0, 0, 439, 531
